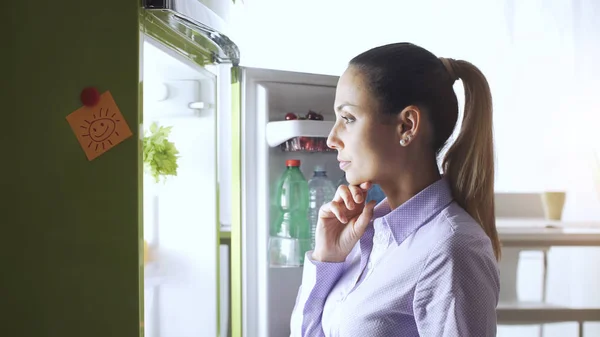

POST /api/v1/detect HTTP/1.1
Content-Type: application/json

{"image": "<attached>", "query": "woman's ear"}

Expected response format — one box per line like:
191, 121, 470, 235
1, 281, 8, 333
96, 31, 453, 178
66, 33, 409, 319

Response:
396, 105, 421, 146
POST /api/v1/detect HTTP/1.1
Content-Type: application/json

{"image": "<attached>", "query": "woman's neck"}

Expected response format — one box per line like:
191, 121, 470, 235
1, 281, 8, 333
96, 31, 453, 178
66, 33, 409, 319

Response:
379, 159, 441, 210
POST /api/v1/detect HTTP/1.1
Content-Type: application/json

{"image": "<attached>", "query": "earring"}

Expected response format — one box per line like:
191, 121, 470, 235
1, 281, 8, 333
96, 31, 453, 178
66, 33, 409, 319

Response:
400, 134, 411, 146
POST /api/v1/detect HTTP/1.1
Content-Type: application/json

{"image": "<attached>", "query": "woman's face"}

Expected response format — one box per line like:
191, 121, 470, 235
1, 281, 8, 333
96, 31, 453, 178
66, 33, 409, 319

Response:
327, 66, 402, 185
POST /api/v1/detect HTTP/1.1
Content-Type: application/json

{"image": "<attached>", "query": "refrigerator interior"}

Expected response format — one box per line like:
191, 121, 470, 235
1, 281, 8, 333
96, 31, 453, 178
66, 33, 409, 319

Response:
142, 36, 222, 337
241, 68, 341, 337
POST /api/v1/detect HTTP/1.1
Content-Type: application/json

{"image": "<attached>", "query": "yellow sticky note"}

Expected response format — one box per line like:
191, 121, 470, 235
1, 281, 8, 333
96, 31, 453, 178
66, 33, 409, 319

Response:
66, 91, 133, 161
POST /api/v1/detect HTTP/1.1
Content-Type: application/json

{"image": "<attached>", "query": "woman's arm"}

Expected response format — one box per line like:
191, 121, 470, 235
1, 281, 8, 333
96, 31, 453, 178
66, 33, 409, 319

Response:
290, 183, 374, 336
413, 233, 500, 337
289, 251, 347, 337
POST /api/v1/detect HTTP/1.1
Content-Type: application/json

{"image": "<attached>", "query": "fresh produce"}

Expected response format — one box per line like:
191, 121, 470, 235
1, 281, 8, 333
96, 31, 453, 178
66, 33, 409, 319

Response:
306, 110, 319, 120
280, 110, 329, 152
143, 122, 180, 183
284, 110, 324, 121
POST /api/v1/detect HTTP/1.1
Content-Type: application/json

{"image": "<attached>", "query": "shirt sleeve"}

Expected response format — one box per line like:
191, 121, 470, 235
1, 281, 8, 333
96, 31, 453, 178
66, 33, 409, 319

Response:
413, 233, 500, 337
289, 250, 346, 337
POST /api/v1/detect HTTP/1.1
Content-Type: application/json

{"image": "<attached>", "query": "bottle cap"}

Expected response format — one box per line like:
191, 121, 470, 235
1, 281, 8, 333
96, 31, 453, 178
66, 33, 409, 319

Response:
314, 165, 325, 172
286, 159, 301, 167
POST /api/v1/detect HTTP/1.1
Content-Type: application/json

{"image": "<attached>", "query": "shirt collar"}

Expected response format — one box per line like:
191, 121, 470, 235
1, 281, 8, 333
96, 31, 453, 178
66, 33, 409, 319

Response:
371, 177, 454, 245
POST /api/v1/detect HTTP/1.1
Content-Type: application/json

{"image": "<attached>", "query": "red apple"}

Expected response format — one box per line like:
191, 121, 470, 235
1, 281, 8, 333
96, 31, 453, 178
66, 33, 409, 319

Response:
306, 110, 319, 120
285, 112, 297, 120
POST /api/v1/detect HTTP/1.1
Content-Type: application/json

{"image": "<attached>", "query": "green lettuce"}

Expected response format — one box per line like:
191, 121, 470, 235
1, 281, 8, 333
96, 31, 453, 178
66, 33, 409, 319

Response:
143, 122, 180, 183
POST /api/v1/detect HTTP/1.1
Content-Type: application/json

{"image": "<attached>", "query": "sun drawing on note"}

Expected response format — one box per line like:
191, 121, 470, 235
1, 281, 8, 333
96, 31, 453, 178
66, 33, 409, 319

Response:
66, 90, 133, 161
80, 108, 121, 151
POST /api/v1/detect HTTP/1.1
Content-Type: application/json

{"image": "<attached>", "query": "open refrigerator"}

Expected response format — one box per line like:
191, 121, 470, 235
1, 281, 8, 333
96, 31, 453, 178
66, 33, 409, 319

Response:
240, 69, 342, 337
139, 1, 342, 337
141, 36, 225, 337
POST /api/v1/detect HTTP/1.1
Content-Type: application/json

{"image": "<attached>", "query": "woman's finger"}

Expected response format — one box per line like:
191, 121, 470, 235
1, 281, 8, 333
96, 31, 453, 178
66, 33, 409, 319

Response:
318, 202, 337, 219
348, 185, 365, 204
333, 185, 355, 211
329, 201, 349, 223
352, 200, 377, 237
359, 181, 372, 191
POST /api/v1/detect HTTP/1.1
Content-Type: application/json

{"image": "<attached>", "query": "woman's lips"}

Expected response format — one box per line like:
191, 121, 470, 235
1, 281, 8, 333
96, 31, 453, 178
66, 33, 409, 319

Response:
339, 161, 350, 170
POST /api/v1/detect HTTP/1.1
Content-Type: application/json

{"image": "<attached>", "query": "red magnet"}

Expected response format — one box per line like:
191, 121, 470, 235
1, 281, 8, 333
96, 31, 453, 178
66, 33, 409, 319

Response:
80, 87, 100, 107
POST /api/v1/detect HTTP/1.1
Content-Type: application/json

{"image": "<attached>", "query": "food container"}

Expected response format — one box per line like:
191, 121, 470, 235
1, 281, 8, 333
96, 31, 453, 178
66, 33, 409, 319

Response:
279, 136, 334, 152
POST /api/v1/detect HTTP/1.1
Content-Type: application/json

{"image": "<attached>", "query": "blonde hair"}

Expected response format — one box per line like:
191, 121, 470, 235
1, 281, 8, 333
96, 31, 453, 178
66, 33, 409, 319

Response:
441, 59, 501, 260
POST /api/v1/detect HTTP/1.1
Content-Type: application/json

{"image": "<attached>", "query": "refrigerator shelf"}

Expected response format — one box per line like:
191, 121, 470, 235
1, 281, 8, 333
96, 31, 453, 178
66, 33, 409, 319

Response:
220, 230, 231, 239
265, 120, 335, 148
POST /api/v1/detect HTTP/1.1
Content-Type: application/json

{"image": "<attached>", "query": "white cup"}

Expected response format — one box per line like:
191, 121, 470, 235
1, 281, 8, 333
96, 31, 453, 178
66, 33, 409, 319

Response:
541, 191, 566, 220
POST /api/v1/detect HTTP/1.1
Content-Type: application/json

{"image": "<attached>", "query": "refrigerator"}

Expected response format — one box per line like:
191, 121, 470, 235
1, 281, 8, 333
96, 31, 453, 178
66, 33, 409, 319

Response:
140, 1, 343, 337
140, 3, 239, 337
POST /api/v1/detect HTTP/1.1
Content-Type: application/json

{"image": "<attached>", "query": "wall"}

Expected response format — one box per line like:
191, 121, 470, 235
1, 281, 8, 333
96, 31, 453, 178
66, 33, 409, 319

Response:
6, 1, 141, 336
228, 0, 600, 335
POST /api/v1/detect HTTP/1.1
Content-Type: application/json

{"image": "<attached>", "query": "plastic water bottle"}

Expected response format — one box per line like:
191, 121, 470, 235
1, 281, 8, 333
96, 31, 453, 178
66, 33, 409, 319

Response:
366, 184, 386, 204
308, 166, 336, 249
269, 159, 311, 266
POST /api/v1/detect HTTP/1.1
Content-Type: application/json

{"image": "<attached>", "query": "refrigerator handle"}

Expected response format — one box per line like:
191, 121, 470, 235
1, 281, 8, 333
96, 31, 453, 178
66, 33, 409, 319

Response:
142, 0, 240, 66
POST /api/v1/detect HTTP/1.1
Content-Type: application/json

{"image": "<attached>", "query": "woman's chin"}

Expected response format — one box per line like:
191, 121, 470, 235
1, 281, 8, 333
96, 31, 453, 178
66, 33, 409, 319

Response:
346, 173, 365, 186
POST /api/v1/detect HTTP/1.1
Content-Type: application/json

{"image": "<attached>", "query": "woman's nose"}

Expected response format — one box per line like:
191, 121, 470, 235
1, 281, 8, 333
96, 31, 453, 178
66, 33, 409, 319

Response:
326, 125, 342, 150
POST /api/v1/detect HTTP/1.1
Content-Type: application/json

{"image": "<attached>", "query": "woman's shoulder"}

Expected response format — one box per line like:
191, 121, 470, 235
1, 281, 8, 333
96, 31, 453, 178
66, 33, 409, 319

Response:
416, 201, 496, 259
432, 201, 491, 238
411, 202, 499, 284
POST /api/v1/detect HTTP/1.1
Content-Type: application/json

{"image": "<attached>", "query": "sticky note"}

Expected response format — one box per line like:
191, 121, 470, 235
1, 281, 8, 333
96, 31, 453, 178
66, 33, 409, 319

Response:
66, 91, 133, 161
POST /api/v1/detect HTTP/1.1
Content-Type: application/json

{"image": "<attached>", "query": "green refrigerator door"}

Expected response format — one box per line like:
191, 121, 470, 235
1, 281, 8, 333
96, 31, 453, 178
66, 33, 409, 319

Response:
7, 1, 142, 337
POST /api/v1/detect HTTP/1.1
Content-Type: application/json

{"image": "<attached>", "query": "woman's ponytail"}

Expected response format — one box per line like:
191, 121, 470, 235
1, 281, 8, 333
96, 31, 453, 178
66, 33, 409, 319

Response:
441, 59, 501, 261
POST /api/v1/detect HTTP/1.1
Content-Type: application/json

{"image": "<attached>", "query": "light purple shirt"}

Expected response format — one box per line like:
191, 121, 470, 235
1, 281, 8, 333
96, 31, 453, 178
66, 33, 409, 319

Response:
290, 178, 500, 336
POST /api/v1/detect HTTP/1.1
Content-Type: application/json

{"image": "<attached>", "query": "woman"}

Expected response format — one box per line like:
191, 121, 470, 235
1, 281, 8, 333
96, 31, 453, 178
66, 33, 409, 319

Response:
290, 43, 500, 336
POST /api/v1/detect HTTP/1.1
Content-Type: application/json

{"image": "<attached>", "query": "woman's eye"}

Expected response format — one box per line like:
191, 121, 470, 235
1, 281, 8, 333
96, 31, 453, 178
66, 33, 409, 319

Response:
341, 116, 355, 124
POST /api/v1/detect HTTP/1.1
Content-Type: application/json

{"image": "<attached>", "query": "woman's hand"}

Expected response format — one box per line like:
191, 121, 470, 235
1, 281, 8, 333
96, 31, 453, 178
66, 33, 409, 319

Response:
311, 182, 377, 263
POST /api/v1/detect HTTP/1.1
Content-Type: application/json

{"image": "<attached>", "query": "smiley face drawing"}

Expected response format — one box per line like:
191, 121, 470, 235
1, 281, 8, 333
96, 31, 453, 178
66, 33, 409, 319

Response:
80, 108, 121, 151
66, 90, 133, 161
90, 118, 116, 141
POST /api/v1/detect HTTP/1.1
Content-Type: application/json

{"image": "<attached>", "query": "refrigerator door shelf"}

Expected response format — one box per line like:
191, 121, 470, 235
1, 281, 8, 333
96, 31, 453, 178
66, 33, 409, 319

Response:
265, 120, 334, 147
